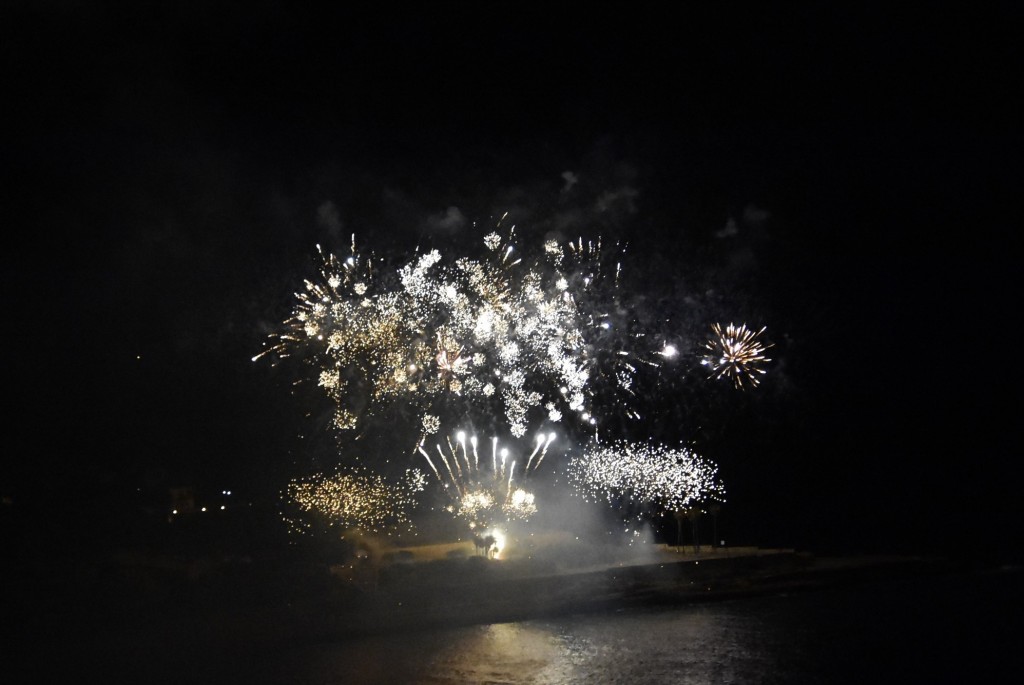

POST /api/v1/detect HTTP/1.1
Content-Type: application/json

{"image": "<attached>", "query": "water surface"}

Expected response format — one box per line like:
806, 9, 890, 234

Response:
249, 567, 1019, 684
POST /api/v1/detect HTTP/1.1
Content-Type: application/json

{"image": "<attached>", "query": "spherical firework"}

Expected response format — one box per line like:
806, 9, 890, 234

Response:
702, 322, 772, 389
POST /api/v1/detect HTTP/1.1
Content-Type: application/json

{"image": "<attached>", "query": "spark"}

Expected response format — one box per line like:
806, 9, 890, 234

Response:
282, 468, 425, 535
568, 441, 725, 516
255, 229, 653, 445
703, 323, 772, 389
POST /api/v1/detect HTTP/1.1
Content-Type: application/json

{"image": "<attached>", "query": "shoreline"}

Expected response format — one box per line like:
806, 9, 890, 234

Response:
9, 545, 985, 651
78, 548, 964, 650
298, 550, 961, 641
8, 546, 1006, 684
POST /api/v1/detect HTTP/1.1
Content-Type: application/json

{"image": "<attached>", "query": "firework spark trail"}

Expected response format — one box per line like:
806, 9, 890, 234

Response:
532, 432, 557, 471
506, 461, 516, 503
524, 431, 557, 472
416, 444, 440, 479
568, 441, 725, 516
434, 443, 459, 488
456, 431, 471, 473
524, 433, 544, 472
444, 437, 463, 477
419, 428, 552, 529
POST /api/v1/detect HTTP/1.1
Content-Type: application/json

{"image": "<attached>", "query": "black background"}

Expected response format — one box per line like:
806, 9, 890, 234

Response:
3, 2, 1020, 558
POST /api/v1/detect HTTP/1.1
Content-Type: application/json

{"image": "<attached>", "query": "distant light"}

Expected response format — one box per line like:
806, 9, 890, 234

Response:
201, 507, 207, 512
220, 505, 225, 510
172, 509, 177, 515
660, 344, 678, 359
601, 322, 610, 329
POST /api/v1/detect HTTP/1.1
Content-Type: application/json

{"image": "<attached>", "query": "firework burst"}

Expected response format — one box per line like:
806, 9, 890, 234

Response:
282, 467, 426, 535
568, 441, 725, 517
702, 323, 772, 390
255, 228, 666, 445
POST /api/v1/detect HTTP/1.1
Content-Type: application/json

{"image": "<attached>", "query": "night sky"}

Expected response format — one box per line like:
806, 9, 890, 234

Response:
4, 3, 1020, 557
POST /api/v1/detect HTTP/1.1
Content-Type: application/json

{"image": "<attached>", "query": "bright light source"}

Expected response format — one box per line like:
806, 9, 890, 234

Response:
489, 528, 506, 559
660, 344, 678, 358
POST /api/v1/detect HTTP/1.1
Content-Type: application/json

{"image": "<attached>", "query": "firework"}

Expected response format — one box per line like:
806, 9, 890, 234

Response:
254, 216, 777, 553
419, 428, 555, 530
702, 323, 772, 389
282, 467, 426, 535
255, 229, 661, 445
568, 441, 725, 515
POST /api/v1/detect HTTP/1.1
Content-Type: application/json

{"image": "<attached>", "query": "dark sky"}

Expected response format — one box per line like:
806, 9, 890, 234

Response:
4, 3, 1020, 554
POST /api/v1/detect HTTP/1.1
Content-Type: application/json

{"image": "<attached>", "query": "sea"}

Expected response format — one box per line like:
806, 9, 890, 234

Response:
245, 564, 1020, 684
21, 564, 1020, 684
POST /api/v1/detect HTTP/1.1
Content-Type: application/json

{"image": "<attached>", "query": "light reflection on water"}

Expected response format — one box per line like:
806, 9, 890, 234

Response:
254, 569, 1019, 684
261, 603, 804, 684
